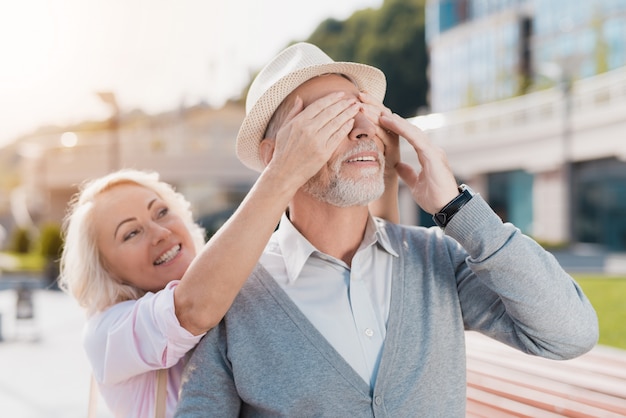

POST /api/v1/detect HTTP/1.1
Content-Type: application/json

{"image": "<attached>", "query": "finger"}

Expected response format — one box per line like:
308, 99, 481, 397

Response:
358, 93, 389, 123
358, 91, 385, 108
325, 118, 355, 153
275, 97, 357, 173
396, 162, 420, 188
358, 93, 400, 141
362, 105, 393, 138
283, 95, 304, 125
297, 91, 347, 121
380, 113, 429, 151
295, 94, 358, 146
317, 102, 359, 150
277, 93, 354, 154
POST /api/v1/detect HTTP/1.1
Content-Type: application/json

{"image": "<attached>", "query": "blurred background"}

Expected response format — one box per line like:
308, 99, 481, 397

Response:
0, 0, 625, 416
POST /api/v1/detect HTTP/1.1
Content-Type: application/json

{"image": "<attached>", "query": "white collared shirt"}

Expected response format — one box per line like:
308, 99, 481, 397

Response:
260, 213, 398, 387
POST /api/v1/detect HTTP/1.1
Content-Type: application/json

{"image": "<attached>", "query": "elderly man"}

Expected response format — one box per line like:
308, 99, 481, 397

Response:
175, 42, 597, 417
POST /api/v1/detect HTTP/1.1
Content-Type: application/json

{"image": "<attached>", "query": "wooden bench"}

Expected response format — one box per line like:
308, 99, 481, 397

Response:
465, 331, 626, 417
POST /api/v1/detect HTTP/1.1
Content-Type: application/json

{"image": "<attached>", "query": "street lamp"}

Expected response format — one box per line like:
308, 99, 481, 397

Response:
96, 91, 120, 171
537, 62, 574, 245
560, 73, 574, 246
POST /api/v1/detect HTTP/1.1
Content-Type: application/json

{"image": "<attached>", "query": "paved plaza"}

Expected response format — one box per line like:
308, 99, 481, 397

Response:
0, 246, 623, 417
0, 288, 112, 418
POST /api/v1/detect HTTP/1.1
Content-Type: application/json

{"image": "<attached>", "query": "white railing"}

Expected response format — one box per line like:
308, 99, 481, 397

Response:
411, 65, 626, 176
424, 65, 626, 146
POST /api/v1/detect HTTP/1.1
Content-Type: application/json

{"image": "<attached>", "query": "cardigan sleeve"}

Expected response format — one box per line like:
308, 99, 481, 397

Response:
444, 195, 598, 359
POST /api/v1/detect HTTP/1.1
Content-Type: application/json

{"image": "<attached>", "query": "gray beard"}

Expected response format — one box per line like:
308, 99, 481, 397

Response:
302, 140, 385, 208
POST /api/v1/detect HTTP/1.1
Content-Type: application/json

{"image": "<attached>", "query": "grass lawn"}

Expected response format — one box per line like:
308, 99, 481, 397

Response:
574, 275, 626, 350
0, 251, 46, 272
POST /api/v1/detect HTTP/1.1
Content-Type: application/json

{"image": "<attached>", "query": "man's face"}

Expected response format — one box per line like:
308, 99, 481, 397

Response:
293, 74, 385, 207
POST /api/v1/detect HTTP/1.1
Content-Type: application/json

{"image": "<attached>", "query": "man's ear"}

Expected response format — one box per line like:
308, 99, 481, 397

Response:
259, 138, 276, 167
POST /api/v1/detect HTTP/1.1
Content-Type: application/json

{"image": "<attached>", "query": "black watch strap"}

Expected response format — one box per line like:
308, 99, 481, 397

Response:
432, 184, 474, 228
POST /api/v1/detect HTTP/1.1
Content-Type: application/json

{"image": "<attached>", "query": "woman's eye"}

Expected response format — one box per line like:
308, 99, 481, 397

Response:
123, 230, 139, 241
157, 207, 169, 218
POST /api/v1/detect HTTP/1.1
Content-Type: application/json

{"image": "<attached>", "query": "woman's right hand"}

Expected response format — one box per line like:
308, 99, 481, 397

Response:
264, 92, 361, 190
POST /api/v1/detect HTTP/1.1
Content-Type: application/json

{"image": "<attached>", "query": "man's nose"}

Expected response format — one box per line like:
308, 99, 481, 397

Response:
349, 111, 376, 141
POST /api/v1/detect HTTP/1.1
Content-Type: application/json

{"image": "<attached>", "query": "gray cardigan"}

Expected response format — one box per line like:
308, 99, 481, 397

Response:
175, 196, 598, 417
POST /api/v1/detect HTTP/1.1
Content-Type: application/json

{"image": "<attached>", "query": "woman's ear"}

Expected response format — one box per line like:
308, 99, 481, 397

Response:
259, 139, 276, 167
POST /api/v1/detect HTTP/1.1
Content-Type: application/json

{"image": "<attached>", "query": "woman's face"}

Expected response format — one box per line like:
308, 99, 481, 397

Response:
93, 183, 196, 292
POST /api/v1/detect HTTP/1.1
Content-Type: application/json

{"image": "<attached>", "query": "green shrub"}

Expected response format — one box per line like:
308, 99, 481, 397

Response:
39, 222, 63, 259
10, 227, 32, 254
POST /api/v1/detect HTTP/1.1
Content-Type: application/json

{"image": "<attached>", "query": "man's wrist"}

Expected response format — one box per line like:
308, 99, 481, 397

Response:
432, 184, 475, 229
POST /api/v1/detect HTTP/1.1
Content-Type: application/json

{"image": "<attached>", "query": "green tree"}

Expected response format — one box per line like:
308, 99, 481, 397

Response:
307, 0, 428, 117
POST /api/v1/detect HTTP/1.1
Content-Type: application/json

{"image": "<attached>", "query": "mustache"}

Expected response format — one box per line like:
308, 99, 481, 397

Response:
339, 139, 382, 161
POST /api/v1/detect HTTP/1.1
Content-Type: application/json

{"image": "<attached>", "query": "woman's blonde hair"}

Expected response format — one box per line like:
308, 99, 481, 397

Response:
58, 169, 206, 316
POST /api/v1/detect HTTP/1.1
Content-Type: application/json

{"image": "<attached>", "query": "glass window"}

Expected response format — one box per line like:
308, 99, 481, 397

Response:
576, 158, 626, 251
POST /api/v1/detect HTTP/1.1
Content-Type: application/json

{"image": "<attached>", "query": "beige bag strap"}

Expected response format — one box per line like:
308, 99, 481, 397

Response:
154, 368, 168, 418
87, 374, 99, 418
87, 369, 169, 418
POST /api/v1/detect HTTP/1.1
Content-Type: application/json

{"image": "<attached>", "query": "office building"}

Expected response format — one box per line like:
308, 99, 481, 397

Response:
420, 0, 626, 249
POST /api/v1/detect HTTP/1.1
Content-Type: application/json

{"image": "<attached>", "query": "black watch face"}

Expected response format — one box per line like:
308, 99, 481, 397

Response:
433, 212, 447, 227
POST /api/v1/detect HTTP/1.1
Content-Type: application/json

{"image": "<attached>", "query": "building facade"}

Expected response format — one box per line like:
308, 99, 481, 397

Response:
4, 102, 254, 245
420, 0, 626, 250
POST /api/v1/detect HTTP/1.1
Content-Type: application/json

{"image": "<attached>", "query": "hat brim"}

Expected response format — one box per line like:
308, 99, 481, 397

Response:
236, 62, 386, 172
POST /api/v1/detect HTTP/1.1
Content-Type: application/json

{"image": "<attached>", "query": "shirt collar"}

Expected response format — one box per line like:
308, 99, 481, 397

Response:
275, 213, 399, 284
370, 216, 399, 258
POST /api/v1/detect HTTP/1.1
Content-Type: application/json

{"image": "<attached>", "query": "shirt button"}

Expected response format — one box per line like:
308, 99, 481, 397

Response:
365, 328, 374, 337
374, 396, 382, 405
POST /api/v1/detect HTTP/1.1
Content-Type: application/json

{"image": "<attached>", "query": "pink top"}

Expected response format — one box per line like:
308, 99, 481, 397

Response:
83, 281, 204, 418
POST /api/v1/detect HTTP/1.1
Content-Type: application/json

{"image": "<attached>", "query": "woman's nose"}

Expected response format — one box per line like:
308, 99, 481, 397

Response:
150, 223, 171, 245
349, 111, 376, 141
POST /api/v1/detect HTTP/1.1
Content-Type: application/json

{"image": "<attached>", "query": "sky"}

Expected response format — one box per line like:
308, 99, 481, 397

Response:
0, 0, 383, 147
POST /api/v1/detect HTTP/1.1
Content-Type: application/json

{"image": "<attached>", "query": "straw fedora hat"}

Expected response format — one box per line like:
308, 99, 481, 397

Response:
235, 42, 387, 172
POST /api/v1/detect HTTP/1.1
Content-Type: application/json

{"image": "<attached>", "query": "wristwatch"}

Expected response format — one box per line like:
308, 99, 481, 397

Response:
432, 184, 475, 228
